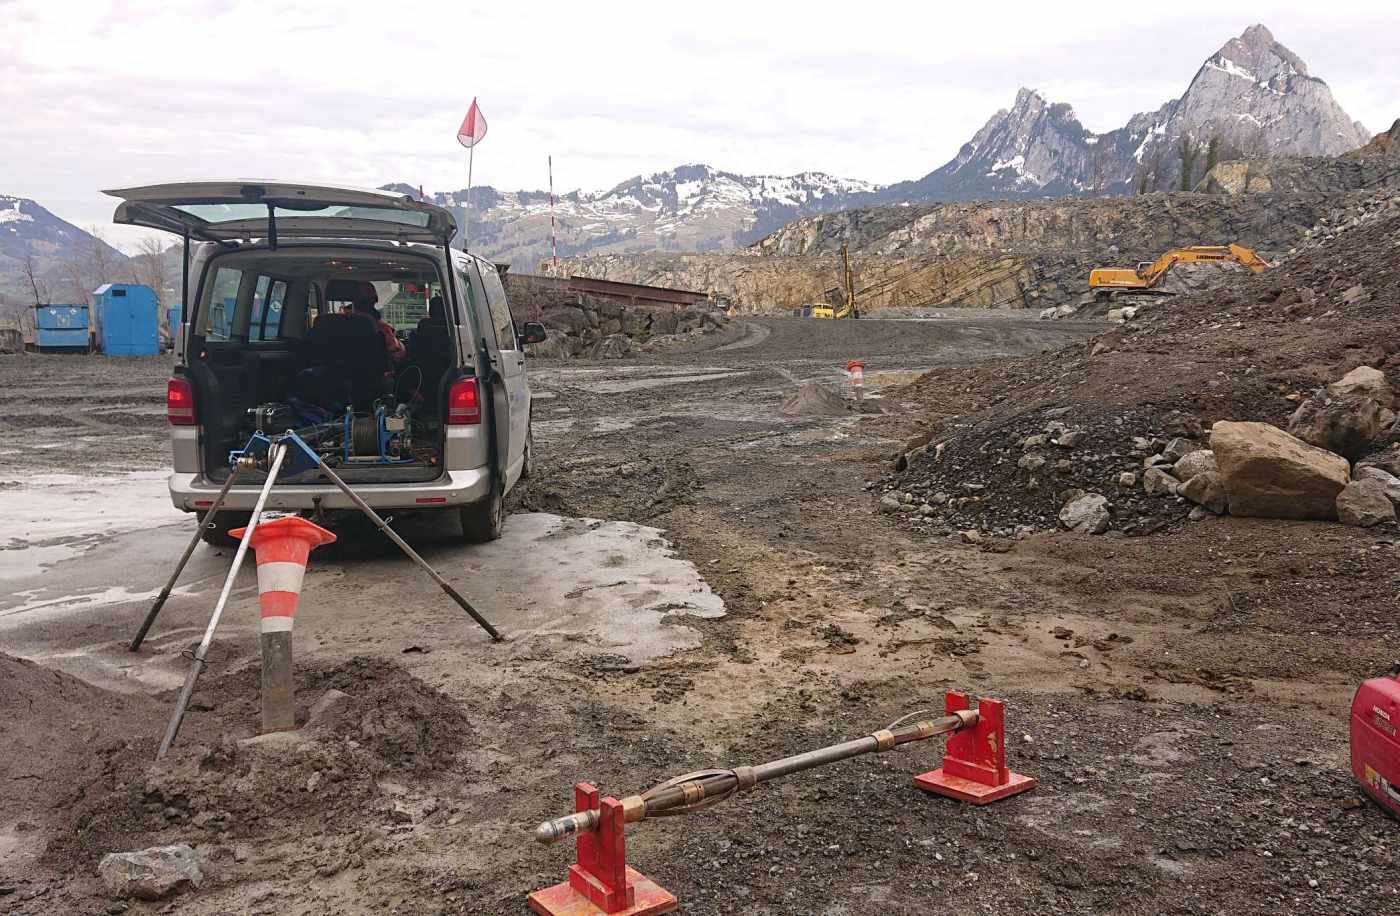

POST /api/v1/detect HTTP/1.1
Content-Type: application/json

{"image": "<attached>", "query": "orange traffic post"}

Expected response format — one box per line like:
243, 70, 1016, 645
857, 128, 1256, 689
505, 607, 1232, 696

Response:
913, 691, 1037, 804
230, 516, 337, 733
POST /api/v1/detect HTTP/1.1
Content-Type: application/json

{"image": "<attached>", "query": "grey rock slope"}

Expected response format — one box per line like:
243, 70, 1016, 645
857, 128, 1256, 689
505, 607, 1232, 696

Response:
885, 24, 1370, 202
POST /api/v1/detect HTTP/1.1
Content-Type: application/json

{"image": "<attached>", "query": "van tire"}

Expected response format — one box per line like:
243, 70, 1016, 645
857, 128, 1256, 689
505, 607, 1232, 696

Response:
520, 426, 535, 480
459, 488, 504, 543
198, 510, 252, 547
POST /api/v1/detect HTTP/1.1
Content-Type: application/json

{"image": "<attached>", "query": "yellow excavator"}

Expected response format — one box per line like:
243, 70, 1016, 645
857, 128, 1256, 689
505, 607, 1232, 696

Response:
1089, 244, 1268, 299
811, 243, 858, 319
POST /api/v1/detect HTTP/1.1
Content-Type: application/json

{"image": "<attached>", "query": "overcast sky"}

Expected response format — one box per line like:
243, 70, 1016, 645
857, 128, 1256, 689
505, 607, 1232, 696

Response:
4, 0, 1398, 252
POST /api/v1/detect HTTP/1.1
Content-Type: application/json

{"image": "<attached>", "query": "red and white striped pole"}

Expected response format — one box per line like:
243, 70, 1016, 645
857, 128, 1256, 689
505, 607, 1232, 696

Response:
230, 516, 337, 733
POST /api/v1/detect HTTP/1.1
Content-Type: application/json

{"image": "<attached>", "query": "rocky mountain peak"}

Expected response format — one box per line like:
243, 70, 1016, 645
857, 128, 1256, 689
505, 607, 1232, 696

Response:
885, 24, 1371, 203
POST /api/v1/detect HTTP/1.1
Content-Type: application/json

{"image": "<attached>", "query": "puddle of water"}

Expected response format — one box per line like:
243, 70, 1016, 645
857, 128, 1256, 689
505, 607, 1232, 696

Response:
0, 470, 182, 577
0, 584, 196, 626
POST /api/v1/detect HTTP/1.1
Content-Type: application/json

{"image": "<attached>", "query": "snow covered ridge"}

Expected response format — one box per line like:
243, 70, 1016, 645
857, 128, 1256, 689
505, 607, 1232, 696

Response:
0, 196, 35, 224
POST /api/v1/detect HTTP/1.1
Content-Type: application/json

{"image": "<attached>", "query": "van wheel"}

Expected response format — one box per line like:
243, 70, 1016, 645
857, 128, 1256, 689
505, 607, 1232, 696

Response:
521, 425, 535, 480
198, 510, 252, 547
459, 488, 504, 543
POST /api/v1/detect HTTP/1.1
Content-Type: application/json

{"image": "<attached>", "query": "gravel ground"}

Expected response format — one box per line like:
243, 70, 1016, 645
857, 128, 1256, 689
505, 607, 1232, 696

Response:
2, 312, 1397, 914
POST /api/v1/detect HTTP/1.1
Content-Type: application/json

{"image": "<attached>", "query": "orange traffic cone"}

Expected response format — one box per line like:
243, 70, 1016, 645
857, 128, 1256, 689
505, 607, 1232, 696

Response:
230, 516, 336, 733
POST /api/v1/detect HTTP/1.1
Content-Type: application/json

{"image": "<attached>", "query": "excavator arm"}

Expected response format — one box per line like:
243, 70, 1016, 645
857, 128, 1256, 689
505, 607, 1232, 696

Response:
1090, 244, 1269, 291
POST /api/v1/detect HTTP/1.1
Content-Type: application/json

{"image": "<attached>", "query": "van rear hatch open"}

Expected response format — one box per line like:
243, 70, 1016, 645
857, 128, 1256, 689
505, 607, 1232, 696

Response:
105, 181, 457, 244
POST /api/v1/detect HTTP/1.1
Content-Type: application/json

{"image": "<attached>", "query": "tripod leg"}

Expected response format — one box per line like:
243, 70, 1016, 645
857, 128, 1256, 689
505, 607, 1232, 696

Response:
314, 458, 504, 642
158, 445, 288, 759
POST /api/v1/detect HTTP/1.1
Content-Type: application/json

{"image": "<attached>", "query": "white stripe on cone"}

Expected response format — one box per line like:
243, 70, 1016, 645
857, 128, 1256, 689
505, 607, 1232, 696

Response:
261, 615, 294, 633
257, 561, 308, 594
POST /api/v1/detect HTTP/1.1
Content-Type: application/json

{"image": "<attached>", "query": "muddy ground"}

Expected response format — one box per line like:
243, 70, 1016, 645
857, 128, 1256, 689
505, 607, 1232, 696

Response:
1, 314, 1396, 915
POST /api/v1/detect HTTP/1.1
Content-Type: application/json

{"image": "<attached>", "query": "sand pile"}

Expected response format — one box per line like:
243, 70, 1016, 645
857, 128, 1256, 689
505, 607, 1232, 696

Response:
780, 380, 852, 417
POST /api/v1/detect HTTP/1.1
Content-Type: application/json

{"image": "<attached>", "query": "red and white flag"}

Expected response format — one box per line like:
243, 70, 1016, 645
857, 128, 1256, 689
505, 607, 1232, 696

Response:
456, 98, 488, 149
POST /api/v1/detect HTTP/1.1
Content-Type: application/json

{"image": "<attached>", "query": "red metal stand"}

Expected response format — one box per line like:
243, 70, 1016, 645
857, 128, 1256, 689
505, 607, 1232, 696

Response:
914, 692, 1037, 804
528, 783, 677, 916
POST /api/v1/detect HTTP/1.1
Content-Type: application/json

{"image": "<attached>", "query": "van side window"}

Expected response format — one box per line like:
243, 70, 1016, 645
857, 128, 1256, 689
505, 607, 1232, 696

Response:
203, 267, 241, 341
479, 264, 516, 350
248, 277, 288, 342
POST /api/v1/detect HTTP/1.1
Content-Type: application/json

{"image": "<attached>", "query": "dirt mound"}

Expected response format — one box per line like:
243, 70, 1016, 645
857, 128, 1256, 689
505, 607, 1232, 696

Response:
780, 380, 852, 416
41, 655, 470, 870
885, 191, 1400, 536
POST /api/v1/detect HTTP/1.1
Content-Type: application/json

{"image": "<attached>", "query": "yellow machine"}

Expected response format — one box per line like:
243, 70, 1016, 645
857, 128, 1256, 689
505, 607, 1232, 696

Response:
1089, 244, 1268, 296
812, 244, 857, 319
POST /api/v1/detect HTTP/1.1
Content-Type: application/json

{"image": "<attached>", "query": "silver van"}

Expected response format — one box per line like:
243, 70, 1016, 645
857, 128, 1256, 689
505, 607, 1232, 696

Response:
106, 181, 545, 543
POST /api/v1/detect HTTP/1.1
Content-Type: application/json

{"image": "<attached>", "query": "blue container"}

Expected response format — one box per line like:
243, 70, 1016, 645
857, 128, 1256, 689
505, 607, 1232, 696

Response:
94, 283, 160, 356
34, 304, 91, 352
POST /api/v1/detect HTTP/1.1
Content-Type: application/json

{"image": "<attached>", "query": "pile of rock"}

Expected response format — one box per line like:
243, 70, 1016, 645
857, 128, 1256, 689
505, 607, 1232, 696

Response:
531, 296, 729, 359
1132, 367, 1400, 529
884, 367, 1400, 540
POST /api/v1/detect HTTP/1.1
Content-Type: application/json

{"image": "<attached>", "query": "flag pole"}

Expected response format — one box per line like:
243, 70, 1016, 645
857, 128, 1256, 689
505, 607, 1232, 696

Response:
549, 154, 558, 275
464, 144, 474, 252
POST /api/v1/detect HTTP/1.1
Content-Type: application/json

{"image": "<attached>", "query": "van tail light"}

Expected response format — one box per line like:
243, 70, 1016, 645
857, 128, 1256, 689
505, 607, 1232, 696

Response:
167, 377, 196, 426
446, 377, 481, 425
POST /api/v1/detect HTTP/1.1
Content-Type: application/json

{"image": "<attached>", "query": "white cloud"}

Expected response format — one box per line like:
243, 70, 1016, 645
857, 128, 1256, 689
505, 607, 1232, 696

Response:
2, 0, 1396, 252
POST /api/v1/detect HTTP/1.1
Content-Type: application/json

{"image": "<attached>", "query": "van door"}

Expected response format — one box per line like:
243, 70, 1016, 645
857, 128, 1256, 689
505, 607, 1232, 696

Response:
476, 262, 529, 487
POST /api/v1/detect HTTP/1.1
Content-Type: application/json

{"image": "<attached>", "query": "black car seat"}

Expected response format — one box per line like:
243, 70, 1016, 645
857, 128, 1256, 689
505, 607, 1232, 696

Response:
406, 296, 454, 412
294, 280, 390, 409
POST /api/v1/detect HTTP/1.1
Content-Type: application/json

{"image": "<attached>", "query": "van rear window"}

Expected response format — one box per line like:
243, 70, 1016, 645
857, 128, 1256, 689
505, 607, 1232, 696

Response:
173, 203, 431, 228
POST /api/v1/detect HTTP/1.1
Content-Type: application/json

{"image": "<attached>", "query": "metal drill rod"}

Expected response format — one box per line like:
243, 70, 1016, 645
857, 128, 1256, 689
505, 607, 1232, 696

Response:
310, 456, 504, 642
130, 460, 251, 652
157, 444, 288, 759
533, 709, 977, 844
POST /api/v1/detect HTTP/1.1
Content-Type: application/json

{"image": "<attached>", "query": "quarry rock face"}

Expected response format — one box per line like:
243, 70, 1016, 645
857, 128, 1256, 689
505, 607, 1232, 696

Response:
1211, 421, 1351, 520
562, 190, 1348, 313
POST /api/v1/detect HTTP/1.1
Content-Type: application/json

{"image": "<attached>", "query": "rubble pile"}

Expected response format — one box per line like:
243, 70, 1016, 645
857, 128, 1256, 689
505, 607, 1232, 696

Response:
531, 295, 729, 359
883, 188, 1400, 538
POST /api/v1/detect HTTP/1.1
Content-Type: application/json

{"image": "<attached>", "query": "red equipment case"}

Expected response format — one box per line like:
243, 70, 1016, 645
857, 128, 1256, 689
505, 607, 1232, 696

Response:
1351, 668, 1400, 820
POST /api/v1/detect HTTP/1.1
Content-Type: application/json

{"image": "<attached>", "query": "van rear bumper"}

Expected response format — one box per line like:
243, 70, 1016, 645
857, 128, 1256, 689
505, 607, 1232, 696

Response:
168, 468, 491, 513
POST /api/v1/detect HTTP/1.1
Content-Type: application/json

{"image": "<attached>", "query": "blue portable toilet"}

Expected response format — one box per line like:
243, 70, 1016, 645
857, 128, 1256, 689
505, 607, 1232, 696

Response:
94, 283, 160, 356
34, 304, 92, 353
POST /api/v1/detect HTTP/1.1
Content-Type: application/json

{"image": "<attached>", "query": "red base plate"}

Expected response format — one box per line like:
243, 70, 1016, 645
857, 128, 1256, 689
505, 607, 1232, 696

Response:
913, 768, 1037, 804
527, 867, 678, 916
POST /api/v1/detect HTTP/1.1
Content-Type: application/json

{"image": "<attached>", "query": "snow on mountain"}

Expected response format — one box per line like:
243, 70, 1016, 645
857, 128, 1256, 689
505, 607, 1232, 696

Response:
885, 24, 1372, 202
0, 196, 131, 311
389, 164, 880, 270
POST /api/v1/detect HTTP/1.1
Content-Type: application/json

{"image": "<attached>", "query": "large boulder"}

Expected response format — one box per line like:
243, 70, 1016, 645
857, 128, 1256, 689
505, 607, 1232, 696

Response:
1336, 479, 1397, 527
1354, 466, 1400, 509
592, 334, 633, 359
525, 328, 572, 360
1329, 366, 1394, 409
1058, 493, 1110, 535
1287, 391, 1386, 461
1178, 471, 1228, 515
540, 305, 588, 334
650, 309, 679, 335
1211, 421, 1351, 520
99, 844, 204, 900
